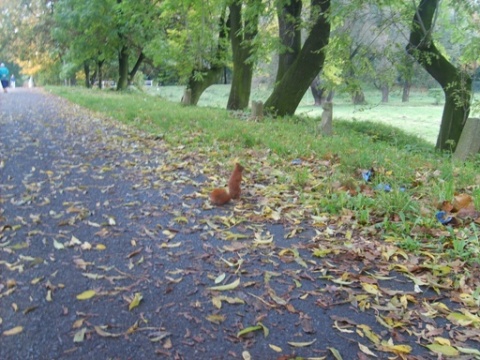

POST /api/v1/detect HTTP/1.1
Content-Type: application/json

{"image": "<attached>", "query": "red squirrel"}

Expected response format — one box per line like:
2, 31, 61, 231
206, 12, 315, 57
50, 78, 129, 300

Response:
210, 163, 244, 205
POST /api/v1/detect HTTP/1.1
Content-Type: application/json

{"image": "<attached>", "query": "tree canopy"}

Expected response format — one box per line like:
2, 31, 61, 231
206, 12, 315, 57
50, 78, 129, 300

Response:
1, 0, 480, 150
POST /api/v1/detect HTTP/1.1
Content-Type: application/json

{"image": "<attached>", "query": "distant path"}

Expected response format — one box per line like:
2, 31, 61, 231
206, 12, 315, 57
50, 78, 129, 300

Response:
1, 89, 436, 359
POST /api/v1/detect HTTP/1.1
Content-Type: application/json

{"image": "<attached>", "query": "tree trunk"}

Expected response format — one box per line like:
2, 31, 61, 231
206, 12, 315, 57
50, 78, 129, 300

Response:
276, 0, 302, 83
128, 52, 145, 84
227, 0, 259, 110
117, 45, 129, 90
402, 80, 411, 102
310, 76, 324, 106
265, 0, 331, 117
184, 9, 228, 105
187, 68, 223, 105
97, 59, 104, 89
381, 85, 389, 103
83, 62, 91, 88
351, 88, 365, 105
406, 0, 472, 151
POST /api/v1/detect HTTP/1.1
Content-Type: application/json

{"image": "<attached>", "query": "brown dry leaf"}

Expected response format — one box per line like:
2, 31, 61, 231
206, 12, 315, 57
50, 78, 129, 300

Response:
452, 193, 474, 212
206, 314, 226, 324
94, 326, 123, 338
163, 337, 173, 349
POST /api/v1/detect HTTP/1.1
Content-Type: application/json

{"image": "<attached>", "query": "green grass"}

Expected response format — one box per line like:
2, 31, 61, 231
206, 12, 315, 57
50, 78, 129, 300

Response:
47, 85, 480, 262
149, 84, 444, 143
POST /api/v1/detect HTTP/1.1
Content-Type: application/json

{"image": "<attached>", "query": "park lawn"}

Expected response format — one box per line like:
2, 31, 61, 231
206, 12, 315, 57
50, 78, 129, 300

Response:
150, 84, 444, 143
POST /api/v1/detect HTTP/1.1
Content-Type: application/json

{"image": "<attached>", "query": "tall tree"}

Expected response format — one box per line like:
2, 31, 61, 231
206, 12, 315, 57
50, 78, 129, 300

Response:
265, 0, 331, 116
275, 0, 302, 83
407, 0, 472, 151
227, 0, 262, 110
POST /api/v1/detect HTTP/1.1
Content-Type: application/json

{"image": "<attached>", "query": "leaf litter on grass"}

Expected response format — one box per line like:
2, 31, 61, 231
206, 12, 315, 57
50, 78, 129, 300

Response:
1, 90, 480, 359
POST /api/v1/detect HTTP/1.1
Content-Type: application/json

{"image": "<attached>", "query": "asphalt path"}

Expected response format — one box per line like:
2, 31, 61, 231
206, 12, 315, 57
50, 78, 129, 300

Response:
0, 89, 440, 360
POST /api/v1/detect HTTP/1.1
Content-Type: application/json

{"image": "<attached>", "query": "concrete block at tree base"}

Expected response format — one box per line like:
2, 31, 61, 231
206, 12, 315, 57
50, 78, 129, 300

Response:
251, 100, 264, 120
453, 118, 480, 161
318, 101, 333, 136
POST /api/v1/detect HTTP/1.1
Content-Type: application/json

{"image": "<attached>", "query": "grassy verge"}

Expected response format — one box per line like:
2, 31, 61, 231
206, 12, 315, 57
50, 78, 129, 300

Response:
47, 86, 480, 264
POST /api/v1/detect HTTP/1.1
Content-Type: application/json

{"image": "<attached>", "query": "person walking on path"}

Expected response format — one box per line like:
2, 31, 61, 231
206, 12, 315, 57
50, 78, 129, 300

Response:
0, 62, 10, 93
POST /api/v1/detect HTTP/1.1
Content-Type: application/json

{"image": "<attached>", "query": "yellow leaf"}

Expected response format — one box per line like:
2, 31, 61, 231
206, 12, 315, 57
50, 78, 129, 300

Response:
206, 314, 226, 324
426, 343, 459, 357
212, 297, 222, 309
214, 273, 226, 284
288, 339, 317, 347
380, 340, 412, 354
2, 326, 23, 336
73, 328, 87, 343
447, 312, 476, 326
242, 351, 251, 360
433, 337, 451, 346
312, 248, 332, 257
162, 229, 177, 239
328, 347, 343, 360
237, 325, 262, 337
361, 283, 381, 296
268, 344, 282, 352
76, 290, 96, 300
46, 290, 53, 302
53, 239, 65, 250
31, 277, 44, 285
128, 292, 143, 311
457, 346, 480, 356
209, 278, 240, 291
95, 244, 106, 250
69, 236, 82, 246
358, 343, 377, 357
72, 319, 85, 329
159, 242, 181, 248
357, 325, 381, 345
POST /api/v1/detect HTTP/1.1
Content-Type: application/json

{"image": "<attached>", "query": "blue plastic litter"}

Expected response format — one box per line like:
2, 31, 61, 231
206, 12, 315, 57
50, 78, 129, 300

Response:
362, 170, 373, 182
436, 211, 453, 225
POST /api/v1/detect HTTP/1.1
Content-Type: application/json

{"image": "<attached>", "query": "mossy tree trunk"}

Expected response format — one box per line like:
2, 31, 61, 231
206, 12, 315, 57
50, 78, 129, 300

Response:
128, 52, 145, 85
227, 0, 259, 110
406, 0, 472, 151
187, 69, 224, 105
276, 0, 302, 83
185, 10, 229, 106
264, 0, 331, 117
117, 45, 129, 90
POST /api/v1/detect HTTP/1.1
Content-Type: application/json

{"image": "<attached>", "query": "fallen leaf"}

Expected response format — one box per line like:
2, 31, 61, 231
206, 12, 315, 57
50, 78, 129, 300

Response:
128, 292, 143, 311
328, 347, 343, 360
426, 343, 459, 357
76, 290, 96, 300
53, 239, 65, 250
2, 326, 23, 336
73, 328, 87, 343
268, 344, 282, 352
237, 325, 263, 337
288, 339, 317, 347
94, 326, 123, 338
358, 343, 377, 357
209, 278, 240, 291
